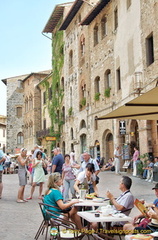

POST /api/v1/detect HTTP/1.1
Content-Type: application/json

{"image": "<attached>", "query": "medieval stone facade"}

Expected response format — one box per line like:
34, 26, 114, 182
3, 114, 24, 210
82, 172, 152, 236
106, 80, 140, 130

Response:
43, 0, 158, 162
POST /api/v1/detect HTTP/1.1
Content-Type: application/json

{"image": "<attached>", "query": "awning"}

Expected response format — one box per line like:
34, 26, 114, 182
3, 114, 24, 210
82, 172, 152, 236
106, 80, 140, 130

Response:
97, 87, 158, 120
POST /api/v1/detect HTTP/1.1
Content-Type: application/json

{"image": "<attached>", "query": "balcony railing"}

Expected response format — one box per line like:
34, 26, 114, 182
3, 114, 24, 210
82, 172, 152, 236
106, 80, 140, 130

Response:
36, 128, 50, 138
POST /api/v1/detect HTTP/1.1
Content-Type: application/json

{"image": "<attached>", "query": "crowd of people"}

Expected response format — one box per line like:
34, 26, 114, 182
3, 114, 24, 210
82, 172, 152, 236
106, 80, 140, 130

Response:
1, 144, 158, 237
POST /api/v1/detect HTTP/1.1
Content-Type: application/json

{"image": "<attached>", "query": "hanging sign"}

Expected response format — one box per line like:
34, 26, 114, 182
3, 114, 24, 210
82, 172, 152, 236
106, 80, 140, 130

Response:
119, 121, 126, 135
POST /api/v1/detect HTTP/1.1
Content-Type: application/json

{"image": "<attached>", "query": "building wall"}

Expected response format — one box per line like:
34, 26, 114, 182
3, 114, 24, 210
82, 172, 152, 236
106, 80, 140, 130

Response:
5, 75, 27, 153
60, 0, 158, 162
23, 72, 50, 152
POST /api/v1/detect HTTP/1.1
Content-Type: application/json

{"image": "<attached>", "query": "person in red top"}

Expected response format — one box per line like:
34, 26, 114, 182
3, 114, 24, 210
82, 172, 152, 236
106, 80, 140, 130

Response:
132, 147, 139, 177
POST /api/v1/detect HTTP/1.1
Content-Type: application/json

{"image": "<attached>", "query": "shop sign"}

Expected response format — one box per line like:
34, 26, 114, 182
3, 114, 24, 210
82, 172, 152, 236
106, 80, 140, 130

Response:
119, 120, 126, 135
46, 137, 56, 141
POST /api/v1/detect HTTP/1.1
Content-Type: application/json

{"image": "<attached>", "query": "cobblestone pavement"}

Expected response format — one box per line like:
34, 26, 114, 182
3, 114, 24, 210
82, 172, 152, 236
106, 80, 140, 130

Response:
0, 171, 156, 239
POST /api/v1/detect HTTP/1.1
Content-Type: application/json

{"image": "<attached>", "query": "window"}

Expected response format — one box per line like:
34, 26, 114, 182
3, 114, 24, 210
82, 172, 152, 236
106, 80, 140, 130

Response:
29, 95, 33, 110
80, 134, 87, 153
70, 128, 73, 140
25, 97, 28, 112
29, 122, 33, 136
116, 67, 121, 90
104, 69, 111, 89
81, 84, 86, 98
127, 0, 131, 9
61, 77, 64, 90
80, 120, 86, 129
94, 116, 98, 130
101, 16, 107, 38
43, 91, 46, 104
69, 50, 73, 68
43, 119, 46, 129
146, 33, 154, 66
95, 76, 100, 94
114, 7, 118, 30
80, 34, 85, 56
3, 128, 5, 137
48, 87, 52, 100
94, 24, 99, 46
17, 132, 24, 144
16, 107, 22, 117
62, 106, 65, 123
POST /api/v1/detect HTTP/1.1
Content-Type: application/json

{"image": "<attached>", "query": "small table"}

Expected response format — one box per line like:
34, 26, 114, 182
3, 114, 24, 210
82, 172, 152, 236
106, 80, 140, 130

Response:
77, 211, 132, 223
73, 199, 109, 208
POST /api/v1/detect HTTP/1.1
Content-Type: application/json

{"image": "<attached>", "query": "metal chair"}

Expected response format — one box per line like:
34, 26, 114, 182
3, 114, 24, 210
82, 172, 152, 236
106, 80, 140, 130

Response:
34, 202, 66, 240
46, 209, 88, 240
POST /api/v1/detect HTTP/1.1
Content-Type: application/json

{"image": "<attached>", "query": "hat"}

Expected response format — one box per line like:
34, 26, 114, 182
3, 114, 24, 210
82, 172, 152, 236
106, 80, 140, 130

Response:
152, 183, 158, 190
51, 148, 57, 152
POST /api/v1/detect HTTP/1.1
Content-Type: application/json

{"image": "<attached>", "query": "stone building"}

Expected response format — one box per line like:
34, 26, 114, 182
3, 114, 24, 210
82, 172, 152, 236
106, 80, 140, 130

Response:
2, 71, 50, 154
2, 0, 158, 164
2, 74, 28, 153
43, 0, 158, 164
22, 71, 51, 152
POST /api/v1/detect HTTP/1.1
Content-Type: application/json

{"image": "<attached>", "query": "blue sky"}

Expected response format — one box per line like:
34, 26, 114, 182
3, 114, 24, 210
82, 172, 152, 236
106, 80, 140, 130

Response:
0, 0, 68, 116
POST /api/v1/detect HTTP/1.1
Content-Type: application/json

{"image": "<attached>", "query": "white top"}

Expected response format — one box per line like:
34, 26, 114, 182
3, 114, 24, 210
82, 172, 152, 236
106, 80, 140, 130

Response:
77, 171, 96, 184
80, 158, 100, 172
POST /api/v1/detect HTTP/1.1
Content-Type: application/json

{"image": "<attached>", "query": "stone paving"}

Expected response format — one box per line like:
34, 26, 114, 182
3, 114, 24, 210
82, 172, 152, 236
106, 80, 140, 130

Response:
0, 171, 156, 239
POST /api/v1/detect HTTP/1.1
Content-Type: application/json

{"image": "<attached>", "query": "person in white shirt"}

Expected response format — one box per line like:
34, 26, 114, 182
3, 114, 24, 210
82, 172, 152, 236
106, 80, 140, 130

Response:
74, 163, 98, 196
114, 146, 122, 175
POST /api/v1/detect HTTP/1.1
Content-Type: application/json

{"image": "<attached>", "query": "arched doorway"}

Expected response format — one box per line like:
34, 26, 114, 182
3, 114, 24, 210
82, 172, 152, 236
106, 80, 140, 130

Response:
130, 120, 139, 156
94, 140, 100, 160
106, 133, 114, 160
80, 134, 86, 153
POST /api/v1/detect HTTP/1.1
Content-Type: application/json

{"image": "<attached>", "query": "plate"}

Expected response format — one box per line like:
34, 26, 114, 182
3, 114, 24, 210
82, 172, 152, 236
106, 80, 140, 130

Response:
112, 213, 125, 218
92, 198, 104, 203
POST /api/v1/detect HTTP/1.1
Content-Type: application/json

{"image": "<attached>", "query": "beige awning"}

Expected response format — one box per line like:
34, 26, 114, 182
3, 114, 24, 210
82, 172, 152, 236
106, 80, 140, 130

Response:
97, 87, 158, 120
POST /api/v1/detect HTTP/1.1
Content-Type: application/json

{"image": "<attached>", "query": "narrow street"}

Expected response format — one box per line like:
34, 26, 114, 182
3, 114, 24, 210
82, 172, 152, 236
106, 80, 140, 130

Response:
0, 171, 156, 239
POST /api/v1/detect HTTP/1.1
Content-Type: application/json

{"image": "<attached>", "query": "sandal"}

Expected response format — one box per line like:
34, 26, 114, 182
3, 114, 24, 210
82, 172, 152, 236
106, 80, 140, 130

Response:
17, 200, 25, 203
23, 199, 28, 202
38, 197, 43, 200
26, 197, 32, 200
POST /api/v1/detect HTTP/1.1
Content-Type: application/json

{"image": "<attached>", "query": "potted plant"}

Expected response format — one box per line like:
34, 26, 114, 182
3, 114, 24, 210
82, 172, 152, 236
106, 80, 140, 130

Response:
94, 92, 100, 101
104, 87, 111, 98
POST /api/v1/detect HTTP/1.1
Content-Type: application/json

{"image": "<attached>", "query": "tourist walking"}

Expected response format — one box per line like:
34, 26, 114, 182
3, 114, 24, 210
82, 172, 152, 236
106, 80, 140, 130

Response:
27, 151, 46, 200
62, 154, 76, 201
51, 148, 64, 174
17, 148, 30, 203
114, 146, 122, 175
132, 146, 139, 176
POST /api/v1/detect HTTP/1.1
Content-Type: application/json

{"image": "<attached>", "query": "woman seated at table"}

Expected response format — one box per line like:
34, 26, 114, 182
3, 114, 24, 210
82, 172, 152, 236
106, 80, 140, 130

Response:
43, 172, 83, 229
74, 163, 98, 196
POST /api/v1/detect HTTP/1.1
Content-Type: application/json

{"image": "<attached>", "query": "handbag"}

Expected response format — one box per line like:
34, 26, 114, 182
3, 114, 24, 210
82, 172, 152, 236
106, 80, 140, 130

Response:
138, 218, 151, 228
96, 175, 100, 184
43, 167, 48, 175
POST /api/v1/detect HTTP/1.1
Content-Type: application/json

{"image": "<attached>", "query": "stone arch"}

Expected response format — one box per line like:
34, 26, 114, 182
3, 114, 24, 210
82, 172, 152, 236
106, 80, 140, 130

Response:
102, 129, 114, 161
129, 120, 139, 156
80, 134, 86, 154
80, 119, 86, 129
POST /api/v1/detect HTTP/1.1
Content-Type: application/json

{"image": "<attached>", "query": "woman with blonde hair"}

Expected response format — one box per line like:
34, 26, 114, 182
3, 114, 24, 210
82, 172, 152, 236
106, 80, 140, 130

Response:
43, 172, 83, 229
17, 148, 30, 203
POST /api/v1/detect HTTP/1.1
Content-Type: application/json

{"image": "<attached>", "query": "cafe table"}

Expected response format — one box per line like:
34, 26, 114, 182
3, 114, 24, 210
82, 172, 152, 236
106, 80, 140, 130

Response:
73, 199, 109, 208
77, 211, 132, 223
77, 211, 132, 239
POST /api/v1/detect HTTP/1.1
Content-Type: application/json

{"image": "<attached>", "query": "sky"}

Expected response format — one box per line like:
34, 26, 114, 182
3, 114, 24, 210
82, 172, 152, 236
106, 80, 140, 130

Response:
0, 0, 68, 116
